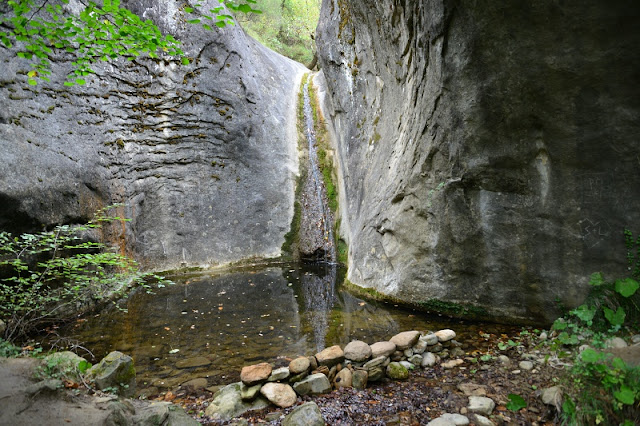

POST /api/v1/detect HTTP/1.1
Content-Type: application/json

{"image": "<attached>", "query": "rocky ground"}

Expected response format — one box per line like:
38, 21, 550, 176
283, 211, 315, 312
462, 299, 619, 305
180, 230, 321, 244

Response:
173, 329, 576, 425
2, 327, 638, 425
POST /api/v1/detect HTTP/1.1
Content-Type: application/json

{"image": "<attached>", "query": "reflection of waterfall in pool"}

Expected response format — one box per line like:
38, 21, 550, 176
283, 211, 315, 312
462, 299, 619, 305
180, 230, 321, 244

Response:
300, 264, 336, 352
299, 79, 336, 262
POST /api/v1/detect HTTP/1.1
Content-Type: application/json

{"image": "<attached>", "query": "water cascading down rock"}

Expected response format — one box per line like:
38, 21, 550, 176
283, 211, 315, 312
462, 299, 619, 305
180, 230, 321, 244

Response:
298, 80, 336, 263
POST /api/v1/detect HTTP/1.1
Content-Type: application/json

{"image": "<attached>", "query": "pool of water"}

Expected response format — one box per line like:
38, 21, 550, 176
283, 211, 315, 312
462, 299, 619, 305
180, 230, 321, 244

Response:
58, 263, 517, 394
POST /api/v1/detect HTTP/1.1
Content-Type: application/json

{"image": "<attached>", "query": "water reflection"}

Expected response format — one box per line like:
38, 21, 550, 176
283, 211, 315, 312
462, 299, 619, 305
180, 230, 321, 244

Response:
56, 263, 514, 393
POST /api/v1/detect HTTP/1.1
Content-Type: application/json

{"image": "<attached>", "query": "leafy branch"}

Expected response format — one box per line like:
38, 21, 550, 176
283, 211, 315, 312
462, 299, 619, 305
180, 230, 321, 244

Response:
0, 0, 261, 86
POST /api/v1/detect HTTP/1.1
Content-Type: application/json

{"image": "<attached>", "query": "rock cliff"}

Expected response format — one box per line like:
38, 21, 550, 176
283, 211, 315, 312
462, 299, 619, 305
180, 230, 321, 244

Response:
0, 0, 306, 269
316, 0, 640, 323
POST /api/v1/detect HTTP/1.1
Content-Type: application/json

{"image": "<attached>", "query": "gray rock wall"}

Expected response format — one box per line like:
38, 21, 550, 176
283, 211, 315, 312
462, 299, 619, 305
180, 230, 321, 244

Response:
316, 0, 640, 323
0, 0, 306, 269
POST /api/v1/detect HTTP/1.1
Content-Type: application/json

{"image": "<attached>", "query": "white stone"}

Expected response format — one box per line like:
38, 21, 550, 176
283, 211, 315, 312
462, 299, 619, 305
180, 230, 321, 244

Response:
518, 361, 534, 370
435, 329, 456, 342
421, 352, 437, 368
259, 382, 297, 408
605, 337, 628, 349
472, 414, 495, 426
467, 396, 495, 415
427, 413, 469, 425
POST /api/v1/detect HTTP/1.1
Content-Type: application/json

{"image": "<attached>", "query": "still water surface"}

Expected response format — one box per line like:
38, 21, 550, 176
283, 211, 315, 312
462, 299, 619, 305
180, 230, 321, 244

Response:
60, 263, 516, 393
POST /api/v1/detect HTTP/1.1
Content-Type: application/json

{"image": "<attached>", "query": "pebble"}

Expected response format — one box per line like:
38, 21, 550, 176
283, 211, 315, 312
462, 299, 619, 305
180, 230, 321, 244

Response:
518, 361, 534, 370
442, 359, 463, 369
467, 396, 496, 416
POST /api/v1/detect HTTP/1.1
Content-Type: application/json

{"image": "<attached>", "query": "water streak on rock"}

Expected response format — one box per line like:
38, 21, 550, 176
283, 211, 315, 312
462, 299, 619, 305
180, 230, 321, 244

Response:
298, 80, 336, 263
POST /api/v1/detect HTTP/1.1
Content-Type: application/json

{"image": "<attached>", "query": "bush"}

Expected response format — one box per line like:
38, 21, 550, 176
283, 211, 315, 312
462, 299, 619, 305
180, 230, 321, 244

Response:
0, 205, 170, 341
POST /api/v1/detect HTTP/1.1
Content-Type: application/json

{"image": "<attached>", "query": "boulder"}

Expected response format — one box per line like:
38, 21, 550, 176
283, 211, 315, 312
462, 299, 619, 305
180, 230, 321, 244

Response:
292, 373, 332, 396
386, 362, 409, 380
205, 382, 269, 421
421, 353, 437, 368
390, 331, 420, 350
344, 340, 372, 362
352, 369, 368, 390
334, 368, 352, 388
240, 363, 272, 386
42, 351, 87, 382
282, 402, 325, 426
86, 351, 135, 396
370, 342, 396, 358
435, 330, 456, 343
268, 367, 290, 382
289, 357, 311, 374
259, 382, 297, 408
240, 383, 262, 401
315, 345, 344, 367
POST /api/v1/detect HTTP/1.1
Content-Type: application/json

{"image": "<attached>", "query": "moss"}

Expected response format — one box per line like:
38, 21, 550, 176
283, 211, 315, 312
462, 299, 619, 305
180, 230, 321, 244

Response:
336, 238, 348, 265
342, 279, 491, 320
281, 200, 302, 256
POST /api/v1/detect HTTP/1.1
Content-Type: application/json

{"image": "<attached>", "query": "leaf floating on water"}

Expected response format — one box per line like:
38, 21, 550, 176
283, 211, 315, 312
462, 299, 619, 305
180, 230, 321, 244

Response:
261, 314, 270, 318
164, 327, 170, 331
358, 302, 366, 306
169, 349, 180, 354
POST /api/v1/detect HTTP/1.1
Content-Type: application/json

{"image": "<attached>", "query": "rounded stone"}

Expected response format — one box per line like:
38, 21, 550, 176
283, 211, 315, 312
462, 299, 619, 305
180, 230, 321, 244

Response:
518, 361, 534, 371
259, 382, 297, 408
315, 345, 345, 367
334, 368, 353, 388
289, 357, 311, 374
370, 341, 396, 358
386, 362, 409, 380
435, 329, 456, 342
390, 330, 421, 350
241, 362, 272, 386
421, 352, 437, 368
344, 340, 372, 362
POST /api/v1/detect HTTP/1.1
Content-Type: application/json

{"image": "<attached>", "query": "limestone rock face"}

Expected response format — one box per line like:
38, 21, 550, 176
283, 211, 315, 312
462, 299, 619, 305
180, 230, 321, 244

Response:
316, 0, 640, 323
0, 0, 305, 270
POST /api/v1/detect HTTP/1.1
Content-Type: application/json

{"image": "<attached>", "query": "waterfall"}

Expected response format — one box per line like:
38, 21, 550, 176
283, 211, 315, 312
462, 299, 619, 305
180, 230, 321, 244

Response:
299, 79, 336, 263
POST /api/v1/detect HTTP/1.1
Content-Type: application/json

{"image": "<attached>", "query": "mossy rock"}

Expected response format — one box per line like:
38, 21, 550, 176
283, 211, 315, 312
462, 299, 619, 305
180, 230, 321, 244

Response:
41, 351, 88, 382
86, 351, 136, 396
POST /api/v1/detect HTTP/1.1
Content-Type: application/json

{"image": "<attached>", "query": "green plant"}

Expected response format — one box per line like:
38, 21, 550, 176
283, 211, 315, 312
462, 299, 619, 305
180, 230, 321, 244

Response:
506, 393, 527, 411
0, 338, 21, 357
561, 348, 640, 425
0, 205, 172, 341
1, 0, 260, 86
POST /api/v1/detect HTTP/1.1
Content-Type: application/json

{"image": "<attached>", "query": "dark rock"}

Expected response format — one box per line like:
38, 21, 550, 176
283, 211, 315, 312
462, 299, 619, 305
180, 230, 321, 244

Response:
316, 0, 640, 324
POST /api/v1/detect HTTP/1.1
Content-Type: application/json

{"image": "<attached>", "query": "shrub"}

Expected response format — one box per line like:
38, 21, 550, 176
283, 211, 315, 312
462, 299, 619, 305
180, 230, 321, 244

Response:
0, 205, 170, 341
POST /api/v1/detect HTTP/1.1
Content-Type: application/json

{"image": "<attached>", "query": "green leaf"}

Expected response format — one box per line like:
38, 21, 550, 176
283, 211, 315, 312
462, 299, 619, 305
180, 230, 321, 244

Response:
589, 272, 605, 286
580, 348, 603, 363
614, 278, 639, 297
27, 78, 37, 85
75, 78, 86, 85
572, 304, 596, 324
603, 306, 626, 326
614, 386, 636, 405
187, 19, 201, 24
506, 394, 527, 411
184, 7, 193, 13
181, 57, 189, 65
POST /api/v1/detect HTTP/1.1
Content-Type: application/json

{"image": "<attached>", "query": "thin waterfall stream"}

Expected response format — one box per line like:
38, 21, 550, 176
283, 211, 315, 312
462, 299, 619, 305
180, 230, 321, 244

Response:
299, 79, 336, 263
